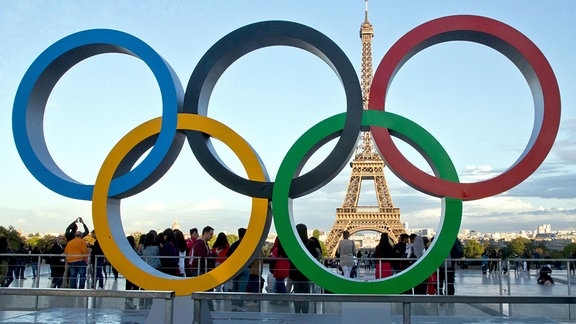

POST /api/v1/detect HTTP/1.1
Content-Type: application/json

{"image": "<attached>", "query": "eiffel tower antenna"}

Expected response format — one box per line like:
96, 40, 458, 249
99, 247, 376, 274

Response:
323, 1, 407, 256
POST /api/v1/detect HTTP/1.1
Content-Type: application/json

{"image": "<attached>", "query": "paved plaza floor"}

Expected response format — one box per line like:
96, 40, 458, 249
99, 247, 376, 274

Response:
1, 264, 575, 323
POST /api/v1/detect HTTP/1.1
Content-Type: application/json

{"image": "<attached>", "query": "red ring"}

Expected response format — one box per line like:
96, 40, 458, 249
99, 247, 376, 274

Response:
369, 15, 561, 200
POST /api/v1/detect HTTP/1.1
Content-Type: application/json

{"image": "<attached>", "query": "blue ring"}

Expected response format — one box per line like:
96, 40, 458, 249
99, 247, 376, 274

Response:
12, 29, 183, 200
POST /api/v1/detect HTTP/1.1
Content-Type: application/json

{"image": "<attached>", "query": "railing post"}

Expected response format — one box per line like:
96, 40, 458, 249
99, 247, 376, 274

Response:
165, 295, 174, 324
444, 260, 448, 296
567, 260, 571, 296
568, 259, 572, 321
34, 255, 41, 288
498, 259, 504, 316
403, 301, 411, 324
193, 296, 201, 324
507, 259, 512, 317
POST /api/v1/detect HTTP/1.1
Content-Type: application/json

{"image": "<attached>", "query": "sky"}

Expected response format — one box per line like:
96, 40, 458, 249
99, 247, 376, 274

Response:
1, 1, 575, 237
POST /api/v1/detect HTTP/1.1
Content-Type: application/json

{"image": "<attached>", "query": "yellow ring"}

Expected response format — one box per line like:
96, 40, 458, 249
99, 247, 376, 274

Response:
92, 114, 269, 295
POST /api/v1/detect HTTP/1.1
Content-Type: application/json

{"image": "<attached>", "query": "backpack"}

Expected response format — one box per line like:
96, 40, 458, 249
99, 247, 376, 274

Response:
450, 239, 464, 259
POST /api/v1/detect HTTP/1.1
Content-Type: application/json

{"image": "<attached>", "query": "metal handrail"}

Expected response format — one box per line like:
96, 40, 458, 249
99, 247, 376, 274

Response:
191, 292, 576, 324
0, 288, 175, 324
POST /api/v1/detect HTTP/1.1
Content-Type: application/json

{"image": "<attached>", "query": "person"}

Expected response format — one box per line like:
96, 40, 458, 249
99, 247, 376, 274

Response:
227, 228, 249, 311
138, 232, 158, 310
63, 218, 89, 287
411, 235, 427, 294
289, 223, 320, 314
439, 238, 462, 295
423, 237, 438, 295
393, 233, 410, 272
523, 250, 532, 272
65, 217, 89, 242
15, 243, 28, 280
124, 235, 140, 309
64, 230, 89, 289
411, 235, 425, 259
212, 232, 230, 291
190, 226, 221, 311
481, 252, 489, 274
90, 230, 105, 289
271, 237, 289, 295
212, 232, 230, 268
30, 245, 41, 279
0, 236, 10, 286
173, 229, 188, 277
48, 235, 66, 288
489, 250, 498, 273
141, 231, 161, 270
2, 251, 16, 287
158, 228, 179, 276
405, 234, 417, 260
570, 251, 576, 276
245, 248, 264, 300
307, 236, 323, 293
190, 226, 220, 276
136, 234, 146, 254
185, 228, 199, 276
308, 237, 323, 261
537, 266, 554, 285
373, 233, 394, 279
337, 230, 356, 278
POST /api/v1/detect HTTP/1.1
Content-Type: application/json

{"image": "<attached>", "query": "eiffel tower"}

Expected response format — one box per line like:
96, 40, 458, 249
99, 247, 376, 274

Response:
324, 1, 406, 256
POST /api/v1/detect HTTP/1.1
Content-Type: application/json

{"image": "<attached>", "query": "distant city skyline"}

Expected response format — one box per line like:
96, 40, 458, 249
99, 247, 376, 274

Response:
1, 2, 575, 237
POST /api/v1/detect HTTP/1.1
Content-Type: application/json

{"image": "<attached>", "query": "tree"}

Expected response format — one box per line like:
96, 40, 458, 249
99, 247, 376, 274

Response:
563, 243, 576, 257
262, 241, 273, 259
464, 239, 484, 258
0, 225, 25, 250
483, 242, 495, 253
508, 237, 531, 256
312, 229, 320, 239
26, 234, 57, 253
226, 234, 239, 245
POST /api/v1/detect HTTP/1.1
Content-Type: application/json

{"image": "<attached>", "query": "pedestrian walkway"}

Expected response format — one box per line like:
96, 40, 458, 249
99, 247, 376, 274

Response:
1, 264, 575, 323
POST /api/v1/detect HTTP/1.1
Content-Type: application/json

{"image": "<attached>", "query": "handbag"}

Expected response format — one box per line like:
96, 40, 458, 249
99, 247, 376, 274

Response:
375, 261, 392, 279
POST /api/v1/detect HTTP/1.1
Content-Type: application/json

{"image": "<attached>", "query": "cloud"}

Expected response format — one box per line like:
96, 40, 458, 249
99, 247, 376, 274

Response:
140, 201, 166, 212
552, 126, 576, 164
464, 197, 534, 215
461, 207, 576, 233
506, 173, 576, 199
194, 198, 227, 210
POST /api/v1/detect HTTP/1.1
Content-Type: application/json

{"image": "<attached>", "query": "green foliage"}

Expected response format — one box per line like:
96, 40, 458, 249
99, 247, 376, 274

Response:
483, 242, 495, 253
207, 235, 216, 247
508, 237, 531, 256
26, 234, 57, 252
319, 239, 327, 257
131, 232, 143, 246
563, 243, 576, 257
262, 241, 273, 259
550, 250, 564, 259
312, 229, 320, 239
463, 239, 484, 258
0, 225, 25, 250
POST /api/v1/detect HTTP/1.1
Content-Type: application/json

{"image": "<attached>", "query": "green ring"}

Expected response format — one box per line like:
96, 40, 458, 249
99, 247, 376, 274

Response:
272, 110, 462, 294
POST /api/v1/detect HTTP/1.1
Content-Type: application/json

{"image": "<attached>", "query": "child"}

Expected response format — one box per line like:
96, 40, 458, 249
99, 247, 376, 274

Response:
537, 266, 554, 285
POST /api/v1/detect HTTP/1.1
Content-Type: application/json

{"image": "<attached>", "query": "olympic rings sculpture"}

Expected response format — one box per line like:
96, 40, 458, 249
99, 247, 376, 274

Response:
12, 15, 560, 295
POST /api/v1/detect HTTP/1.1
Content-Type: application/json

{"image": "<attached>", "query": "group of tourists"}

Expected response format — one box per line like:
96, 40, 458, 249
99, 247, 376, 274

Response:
0, 238, 42, 287
336, 231, 463, 295
3, 218, 481, 307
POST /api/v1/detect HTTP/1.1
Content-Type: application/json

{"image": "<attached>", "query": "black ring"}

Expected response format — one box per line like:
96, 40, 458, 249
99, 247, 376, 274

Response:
183, 21, 362, 199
